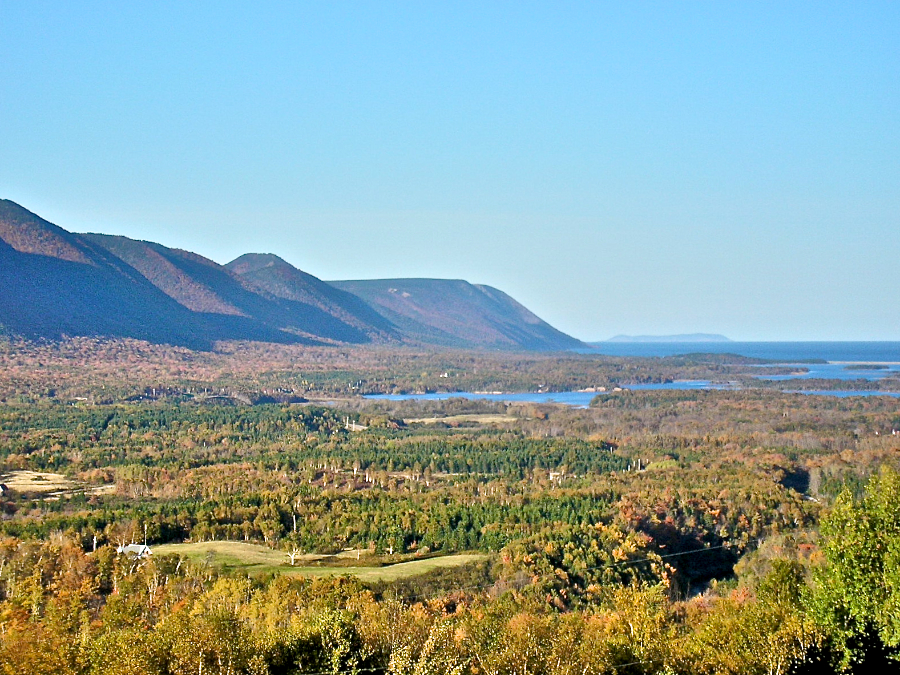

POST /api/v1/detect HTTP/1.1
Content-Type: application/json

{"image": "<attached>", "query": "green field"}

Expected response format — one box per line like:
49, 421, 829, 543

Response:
152, 541, 489, 581
403, 413, 519, 425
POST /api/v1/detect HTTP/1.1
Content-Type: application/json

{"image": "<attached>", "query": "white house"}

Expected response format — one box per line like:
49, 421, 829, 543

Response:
116, 543, 152, 558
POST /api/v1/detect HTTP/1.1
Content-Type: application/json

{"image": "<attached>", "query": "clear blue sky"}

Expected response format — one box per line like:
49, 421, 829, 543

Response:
2, 2, 898, 341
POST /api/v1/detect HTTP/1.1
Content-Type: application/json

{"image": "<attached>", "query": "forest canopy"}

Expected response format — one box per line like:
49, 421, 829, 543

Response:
0, 339, 898, 673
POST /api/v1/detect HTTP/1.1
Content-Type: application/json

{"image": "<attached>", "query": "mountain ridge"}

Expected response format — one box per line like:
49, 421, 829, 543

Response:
0, 199, 583, 351
226, 253, 397, 343
330, 278, 583, 351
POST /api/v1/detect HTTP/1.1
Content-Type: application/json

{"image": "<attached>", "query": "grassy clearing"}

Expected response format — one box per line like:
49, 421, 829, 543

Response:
340, 554, 490, 582
404, 413, 518, 425
153, 541, 291, 574
1, 471, 73, 493
152, 541, 489, 581
0, 471, 116, 497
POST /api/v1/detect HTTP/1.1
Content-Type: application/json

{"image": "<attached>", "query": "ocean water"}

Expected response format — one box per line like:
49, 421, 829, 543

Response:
365, 391, 602, 407
365, 387, 900, 407
365, 342, 900, 406
585, 341, 900, 362
757, 362, 900, 381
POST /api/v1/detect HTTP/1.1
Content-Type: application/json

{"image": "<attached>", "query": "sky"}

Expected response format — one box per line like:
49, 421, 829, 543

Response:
1, 2, 898, 341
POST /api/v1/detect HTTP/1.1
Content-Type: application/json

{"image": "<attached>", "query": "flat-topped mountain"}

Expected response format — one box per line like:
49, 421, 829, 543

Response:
330, 278, 583, 351
0, 199, 583, 351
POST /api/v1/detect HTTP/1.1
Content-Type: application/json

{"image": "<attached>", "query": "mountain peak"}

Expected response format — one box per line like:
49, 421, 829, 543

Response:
0, 201, 581, 351
226, 253, 292, 275
0, 200, 97, 265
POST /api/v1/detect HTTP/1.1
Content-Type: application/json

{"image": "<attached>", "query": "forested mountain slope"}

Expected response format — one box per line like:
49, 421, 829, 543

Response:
330, 278, 584, 351
0, 200, 221, 347
84, 235, 386, 345
226, 253, 397, 343
0, 200, 582, 350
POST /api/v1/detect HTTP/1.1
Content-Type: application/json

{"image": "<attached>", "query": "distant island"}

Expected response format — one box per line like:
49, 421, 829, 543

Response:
605, 334, 732, 343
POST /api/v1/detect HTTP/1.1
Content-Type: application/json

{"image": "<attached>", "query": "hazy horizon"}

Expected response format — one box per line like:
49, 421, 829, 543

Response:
2, 3, 897, 342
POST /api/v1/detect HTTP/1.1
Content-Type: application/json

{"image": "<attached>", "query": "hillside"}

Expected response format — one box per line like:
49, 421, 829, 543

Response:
330, 278, 584, 351
0, 200, 220, 347
226, 253, 397, 343
84, 235, 388, 345
0, 202, 343, 347
0, 200, 583, 351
